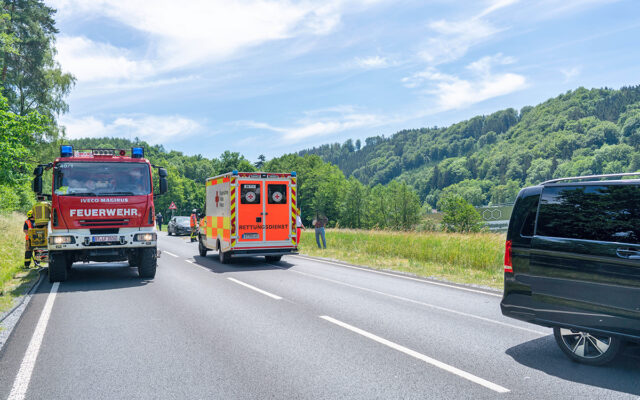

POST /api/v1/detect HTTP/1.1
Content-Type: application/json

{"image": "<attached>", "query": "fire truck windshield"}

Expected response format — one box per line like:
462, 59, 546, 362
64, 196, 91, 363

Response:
54, 162, 151, 196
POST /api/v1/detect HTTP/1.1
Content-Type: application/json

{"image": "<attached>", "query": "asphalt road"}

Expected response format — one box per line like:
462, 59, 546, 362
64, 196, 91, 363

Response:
0, 232, 638, 399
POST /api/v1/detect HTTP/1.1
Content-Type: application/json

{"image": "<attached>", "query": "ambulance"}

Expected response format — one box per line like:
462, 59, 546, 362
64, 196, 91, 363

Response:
198, 171, 298, 263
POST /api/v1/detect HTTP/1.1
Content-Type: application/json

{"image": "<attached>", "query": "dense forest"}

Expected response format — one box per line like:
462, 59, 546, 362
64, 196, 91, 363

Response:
300, 86, 640, 207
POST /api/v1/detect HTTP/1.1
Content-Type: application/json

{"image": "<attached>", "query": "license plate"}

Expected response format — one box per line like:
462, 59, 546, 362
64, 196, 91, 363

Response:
92, 235, 118, 242
243, 233, 259, 239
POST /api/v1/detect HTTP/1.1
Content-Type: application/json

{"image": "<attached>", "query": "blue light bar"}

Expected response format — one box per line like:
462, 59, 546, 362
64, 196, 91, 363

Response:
291, 171, 297, 177
131, 147, 144, 158
60, 145, 73, 157
232, 170, 238, 175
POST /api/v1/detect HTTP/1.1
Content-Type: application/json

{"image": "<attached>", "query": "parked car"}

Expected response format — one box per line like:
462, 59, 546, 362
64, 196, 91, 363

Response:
501, 173, 640, 365
167, 216, 191, 236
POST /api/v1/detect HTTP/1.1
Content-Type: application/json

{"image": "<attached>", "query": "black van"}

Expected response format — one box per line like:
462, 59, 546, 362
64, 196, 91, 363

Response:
501, 173, 640, 365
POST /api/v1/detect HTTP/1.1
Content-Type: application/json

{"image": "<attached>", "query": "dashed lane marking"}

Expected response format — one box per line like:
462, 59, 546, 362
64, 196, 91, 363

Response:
320, 315, 510, 394
268, 265, 546, 336
164, 251, 179, 258
227, 277, 283, 300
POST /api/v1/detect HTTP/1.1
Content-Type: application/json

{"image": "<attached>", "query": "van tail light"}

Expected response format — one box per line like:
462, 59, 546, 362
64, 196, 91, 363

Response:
504, 240, 513, 273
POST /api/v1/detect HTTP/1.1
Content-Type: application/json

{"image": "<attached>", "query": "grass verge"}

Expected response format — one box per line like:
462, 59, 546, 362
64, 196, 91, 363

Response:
0, 212, 41, 315
298, 229, 505, 290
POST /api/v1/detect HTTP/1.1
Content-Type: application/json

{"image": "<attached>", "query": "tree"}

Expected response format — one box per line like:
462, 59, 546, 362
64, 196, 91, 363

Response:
1, 0, 75, 122
254, 154, 266, 169
355, 139, 361, 151
438, 194, 484, 233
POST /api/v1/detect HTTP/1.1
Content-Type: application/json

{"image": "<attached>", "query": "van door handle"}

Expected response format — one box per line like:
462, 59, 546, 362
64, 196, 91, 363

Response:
616, 248, 640, 259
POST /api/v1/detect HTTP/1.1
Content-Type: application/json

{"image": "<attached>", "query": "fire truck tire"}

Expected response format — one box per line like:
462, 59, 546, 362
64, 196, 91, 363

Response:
48, 252, 68, 283
265, 256, 281, 262
65, 254, 74, 271
219, 249, 230, 264
138, 248, 157, 279
198, 237, 208, 257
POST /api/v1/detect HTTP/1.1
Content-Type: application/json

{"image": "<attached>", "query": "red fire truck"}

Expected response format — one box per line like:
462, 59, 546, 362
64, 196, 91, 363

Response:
197, 171, 298, 263
32, 145, 168, 282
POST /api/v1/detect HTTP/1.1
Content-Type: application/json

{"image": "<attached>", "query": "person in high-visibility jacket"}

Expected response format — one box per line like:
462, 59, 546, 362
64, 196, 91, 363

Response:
23, 210, 35, 268
190, 209, 198, 242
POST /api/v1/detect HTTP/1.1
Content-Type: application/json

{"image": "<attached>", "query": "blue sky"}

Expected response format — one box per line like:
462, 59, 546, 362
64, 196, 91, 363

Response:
49, 0, 640, 162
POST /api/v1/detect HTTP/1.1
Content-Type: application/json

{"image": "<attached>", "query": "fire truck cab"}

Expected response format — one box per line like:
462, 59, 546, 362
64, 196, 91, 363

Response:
33, 145, 168, 282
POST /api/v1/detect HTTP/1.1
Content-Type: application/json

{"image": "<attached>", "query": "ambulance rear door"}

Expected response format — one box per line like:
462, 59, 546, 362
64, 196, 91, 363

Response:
237, 180, 263, 242
264, 181, 290, 242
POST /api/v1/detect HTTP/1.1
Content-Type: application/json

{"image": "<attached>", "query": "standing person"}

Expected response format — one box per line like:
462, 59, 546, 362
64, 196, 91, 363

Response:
295, 208, 305, 246
313, 213, 328, 249
190, 209, 198, 242
156, 212, 163, 231
23, 210, 35, 268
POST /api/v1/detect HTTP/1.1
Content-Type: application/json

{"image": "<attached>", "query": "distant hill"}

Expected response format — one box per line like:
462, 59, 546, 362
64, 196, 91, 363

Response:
299, 86, 640, 206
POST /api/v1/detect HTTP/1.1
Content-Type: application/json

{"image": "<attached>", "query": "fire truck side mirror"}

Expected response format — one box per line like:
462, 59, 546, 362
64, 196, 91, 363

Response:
158, 168, 168, 178
33, 166, 43, 177
32, 175, 43, 194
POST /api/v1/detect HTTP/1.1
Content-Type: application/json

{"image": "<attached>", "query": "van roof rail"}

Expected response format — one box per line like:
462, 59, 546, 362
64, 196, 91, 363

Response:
541, 172, 640, 185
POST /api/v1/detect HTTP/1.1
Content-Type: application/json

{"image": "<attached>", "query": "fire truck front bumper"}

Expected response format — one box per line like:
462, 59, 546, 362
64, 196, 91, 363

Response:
48, 227, 157, 251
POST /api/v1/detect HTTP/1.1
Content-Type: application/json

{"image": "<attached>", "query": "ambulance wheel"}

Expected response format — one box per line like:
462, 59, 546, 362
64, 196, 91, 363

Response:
48, 251, 68, 283
138, 248, 157, 279
219, 250, 230, 264
265, 255, 281, 263
198, 237, 208, 257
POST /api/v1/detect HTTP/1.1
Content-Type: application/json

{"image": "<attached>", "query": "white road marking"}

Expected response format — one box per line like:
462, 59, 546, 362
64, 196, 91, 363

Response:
8, 282, 60, 400
320, 315, 510, 394
164, 251, 179, 258
269, 265, 546, 336
293, 255, 502, 298
184, 259, 209, 271
227, 277, 282, 300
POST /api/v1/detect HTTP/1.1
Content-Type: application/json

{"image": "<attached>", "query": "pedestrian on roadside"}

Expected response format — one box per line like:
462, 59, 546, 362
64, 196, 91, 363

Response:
296, 208, 305, 246
313, 213, 328, 249
156, 212, 163, 231
23, 210, 35, 268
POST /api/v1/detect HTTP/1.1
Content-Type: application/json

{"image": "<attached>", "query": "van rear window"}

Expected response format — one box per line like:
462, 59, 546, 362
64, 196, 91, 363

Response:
537, 184, 640, 244
241, 184, 261, 204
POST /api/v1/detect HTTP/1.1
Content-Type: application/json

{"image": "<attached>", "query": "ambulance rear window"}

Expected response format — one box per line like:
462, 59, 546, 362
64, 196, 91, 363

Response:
241, 184, 261, 204
268, 184, 287, 204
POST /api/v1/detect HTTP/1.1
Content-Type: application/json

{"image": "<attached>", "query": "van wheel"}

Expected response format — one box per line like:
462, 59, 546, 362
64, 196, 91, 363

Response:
265, 255, 281, 262
553, 327, 623, 365
198, 237, 208, 257
138, 248, 157, 279
219, 250, 230, 264
48, 251, 68, 283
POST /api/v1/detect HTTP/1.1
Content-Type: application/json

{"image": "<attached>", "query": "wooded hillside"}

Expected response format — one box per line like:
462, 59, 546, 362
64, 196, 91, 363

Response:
300, 86, 640, 207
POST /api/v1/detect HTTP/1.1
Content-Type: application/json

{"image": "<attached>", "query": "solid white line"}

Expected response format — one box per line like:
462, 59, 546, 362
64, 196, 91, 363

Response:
184, 259, 209, 271
320, 316, 509, 394
271, 266, 546, 336
164, 251, 179, 258
227, 277, 282, 300
8, 282, 60, 400
293, 255, 502, 298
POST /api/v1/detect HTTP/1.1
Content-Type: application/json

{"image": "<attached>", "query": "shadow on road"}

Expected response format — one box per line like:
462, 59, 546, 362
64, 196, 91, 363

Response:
192, 254, 294, 274
54, 263, 151, 293
506, 336, 640, 396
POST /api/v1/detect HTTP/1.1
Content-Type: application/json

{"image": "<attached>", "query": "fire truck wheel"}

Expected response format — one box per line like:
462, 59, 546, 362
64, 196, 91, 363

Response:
127, 253, 139, 267
198, 237, 208, 257
265, 256, 281, 263
65, 254, 74, 271
48, 252, 68, 283
138, 248, 157, 279
219, 250, 230, 264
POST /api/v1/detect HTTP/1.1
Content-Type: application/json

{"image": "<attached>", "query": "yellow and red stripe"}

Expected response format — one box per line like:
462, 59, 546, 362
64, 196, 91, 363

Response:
230, 177, 237, 247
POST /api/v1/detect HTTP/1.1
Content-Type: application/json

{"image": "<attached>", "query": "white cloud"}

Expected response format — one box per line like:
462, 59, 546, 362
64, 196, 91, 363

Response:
48, 0, 385, 84
405, 54, 526, 110
57, 36, 154, 82
60, 114, 203, 144
237, 106, 383, 141
419, 0, 519, 65
354, 55, 389, 69
560, 66, 581, 82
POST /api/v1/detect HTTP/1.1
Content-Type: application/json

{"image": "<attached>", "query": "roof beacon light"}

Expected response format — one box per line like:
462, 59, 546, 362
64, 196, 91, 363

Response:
132, 147, 144, 158
232, 170, 238, 175
60, 145, 73, 157
291, 171, 297, 177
